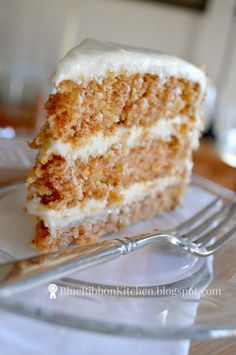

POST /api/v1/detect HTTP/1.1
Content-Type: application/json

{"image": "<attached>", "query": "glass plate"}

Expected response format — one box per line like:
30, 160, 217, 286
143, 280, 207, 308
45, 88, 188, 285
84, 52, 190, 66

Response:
0, 175, 235, 340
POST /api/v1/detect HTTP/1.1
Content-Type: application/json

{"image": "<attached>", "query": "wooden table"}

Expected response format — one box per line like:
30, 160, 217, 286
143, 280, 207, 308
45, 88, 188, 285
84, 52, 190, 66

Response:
193, 139, 236, 191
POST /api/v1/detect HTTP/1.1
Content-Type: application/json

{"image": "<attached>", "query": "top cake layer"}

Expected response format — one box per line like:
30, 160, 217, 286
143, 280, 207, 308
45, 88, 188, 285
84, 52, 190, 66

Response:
52, 39, 207, 91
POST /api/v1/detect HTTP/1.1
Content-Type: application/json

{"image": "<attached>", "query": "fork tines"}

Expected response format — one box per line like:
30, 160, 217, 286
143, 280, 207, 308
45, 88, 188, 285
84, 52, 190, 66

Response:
176, 196, 236, 256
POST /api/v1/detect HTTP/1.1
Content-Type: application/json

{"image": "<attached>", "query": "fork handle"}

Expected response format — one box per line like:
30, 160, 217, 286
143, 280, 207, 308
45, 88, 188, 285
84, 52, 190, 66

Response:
0, 231, 163, 296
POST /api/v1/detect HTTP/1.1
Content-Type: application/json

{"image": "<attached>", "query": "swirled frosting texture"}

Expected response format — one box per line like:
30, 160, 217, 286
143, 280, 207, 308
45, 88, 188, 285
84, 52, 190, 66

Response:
52, 39, 207, 91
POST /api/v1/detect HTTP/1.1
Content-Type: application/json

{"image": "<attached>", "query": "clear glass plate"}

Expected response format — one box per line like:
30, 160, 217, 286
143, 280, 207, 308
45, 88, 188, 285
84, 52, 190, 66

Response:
0, 175, 235, 340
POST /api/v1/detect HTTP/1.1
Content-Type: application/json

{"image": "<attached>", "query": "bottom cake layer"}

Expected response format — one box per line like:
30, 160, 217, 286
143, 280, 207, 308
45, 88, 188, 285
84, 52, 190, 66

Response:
32, 182, 187, 252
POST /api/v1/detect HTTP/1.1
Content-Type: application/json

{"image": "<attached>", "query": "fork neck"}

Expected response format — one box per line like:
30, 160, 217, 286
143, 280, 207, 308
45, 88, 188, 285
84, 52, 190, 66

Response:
118, 231, 170, 251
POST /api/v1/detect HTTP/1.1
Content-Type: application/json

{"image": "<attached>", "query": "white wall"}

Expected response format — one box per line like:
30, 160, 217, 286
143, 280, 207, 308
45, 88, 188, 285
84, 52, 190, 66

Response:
0, 0, 235, 102
75, 0, 198, 58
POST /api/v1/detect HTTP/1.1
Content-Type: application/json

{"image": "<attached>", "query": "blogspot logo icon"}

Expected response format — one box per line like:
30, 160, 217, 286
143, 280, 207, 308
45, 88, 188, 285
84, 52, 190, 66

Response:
48, 284, 58, 299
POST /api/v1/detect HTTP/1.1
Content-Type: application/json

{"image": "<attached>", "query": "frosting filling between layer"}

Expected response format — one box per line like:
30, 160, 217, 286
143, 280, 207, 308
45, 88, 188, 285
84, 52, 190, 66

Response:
26, 175, 184, 232
43, 115, 200, 163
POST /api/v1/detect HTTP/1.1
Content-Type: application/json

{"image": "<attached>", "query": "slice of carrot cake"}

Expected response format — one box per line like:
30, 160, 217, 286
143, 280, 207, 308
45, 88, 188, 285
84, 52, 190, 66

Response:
26, 39, 207, 252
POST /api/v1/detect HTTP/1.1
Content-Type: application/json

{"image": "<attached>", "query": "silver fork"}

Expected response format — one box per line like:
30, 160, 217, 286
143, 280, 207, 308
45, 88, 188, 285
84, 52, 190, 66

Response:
0, 197, 235, 296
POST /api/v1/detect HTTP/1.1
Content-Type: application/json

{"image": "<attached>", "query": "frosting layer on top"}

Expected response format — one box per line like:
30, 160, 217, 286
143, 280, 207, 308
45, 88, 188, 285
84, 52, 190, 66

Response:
52, 39, 207, 91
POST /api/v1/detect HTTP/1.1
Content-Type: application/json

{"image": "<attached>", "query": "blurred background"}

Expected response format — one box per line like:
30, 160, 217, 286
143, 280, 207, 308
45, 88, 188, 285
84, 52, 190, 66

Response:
0, 0, 235, 187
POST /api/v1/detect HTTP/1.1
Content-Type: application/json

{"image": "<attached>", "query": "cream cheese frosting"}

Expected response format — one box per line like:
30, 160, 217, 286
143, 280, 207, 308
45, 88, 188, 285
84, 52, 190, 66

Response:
52, 39, 207, 92
43, 115, 194, 163
26, 175, 182, 232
